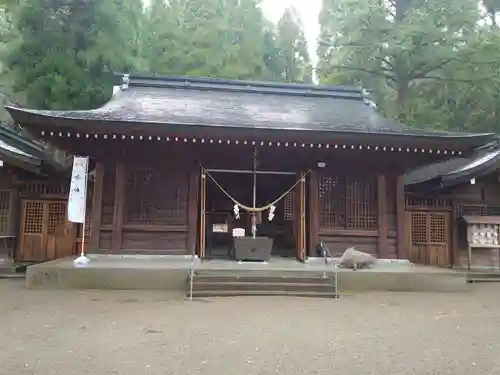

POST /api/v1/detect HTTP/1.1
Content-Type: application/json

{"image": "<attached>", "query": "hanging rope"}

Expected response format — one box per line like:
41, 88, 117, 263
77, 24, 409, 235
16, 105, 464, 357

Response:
201, 165, 311, 213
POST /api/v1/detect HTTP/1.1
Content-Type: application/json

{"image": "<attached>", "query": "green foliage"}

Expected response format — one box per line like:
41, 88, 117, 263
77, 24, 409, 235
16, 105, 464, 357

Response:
5, 0, 144, 110
317, 0, 500, 132
143, 0, 269, 80
275, 6, 312, 83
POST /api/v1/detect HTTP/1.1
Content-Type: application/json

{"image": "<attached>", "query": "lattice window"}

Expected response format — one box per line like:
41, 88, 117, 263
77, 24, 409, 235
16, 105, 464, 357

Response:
318, 174, 376, 230
410, 212, 447, 245
429, 213, 446, 243
318, 175, 345, 227
0, 191, 12, 235
283, 190, 294, 221
411, 213, 428, 244
24, 201, 44, 234
346, 178, 377, 229
47, 202, 67, 234
126, 169, 188, 226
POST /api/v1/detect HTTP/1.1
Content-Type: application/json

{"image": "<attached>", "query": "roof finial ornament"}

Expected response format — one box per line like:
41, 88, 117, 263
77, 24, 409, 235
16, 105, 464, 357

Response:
121, 74, 130, 90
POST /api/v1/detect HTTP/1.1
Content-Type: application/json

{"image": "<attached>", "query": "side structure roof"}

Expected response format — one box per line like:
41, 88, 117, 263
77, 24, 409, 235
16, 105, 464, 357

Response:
405, 141, 500, 190
0, 124, 69, 173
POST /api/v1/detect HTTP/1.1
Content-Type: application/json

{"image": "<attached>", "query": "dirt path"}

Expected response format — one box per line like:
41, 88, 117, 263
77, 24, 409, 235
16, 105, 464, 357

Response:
0, 280, 499, 375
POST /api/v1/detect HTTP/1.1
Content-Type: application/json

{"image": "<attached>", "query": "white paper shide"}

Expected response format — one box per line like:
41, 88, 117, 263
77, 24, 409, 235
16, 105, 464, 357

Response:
68, 157, 89, 224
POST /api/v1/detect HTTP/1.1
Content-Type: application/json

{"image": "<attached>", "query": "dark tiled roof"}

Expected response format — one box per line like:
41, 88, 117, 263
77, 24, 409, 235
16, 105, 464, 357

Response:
405, 146, 500, 188
5, 74, 495, 145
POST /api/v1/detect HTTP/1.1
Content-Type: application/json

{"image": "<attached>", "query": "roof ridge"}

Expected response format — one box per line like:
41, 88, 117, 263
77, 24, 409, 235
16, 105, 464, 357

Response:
116, 73, 365, 100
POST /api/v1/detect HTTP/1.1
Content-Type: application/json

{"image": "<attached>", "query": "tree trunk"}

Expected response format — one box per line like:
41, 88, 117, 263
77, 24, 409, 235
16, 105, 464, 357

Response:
397, 83, 409, 121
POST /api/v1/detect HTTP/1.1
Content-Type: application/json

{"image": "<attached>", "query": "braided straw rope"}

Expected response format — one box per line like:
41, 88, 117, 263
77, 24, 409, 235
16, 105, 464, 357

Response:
201, 166, 311, 213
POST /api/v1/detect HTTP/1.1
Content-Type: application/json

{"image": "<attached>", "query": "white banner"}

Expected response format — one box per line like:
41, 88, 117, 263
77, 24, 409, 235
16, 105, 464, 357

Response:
67, 156, 89, 223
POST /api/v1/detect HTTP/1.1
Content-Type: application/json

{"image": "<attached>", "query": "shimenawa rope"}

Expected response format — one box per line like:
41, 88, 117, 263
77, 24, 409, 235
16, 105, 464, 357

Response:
201, 166, 311, 213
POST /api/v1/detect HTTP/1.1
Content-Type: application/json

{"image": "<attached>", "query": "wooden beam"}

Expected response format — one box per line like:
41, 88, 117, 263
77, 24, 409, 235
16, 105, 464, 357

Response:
377, 174, 388, 258
396, 174, 407, 259
111, 163, 126, 251
308, 170, 319, 257
89, 162, 104, 252
187, 167, 200, 256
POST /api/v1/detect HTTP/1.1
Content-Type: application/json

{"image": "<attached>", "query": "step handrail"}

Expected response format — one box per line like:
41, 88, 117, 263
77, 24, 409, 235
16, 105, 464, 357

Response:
188, 253, 197, 301
319, 241, 339, 298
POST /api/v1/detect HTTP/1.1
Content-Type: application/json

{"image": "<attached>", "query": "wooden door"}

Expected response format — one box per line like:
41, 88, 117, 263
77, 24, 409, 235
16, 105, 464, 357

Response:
18, 200, 76, 262
294, 172, 307, 261
407, 211, 451, 266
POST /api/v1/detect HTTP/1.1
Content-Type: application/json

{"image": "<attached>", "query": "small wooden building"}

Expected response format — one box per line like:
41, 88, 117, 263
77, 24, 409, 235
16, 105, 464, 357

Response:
5, 75, 496, 262
405, 144, 500, 269
0, 124, 70, 265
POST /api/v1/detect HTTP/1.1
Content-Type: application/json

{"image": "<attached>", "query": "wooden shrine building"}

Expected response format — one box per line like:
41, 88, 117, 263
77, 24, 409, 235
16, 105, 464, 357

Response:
0, 123, 69, 265
5, 74, 497, 262
405, 142, 500, 269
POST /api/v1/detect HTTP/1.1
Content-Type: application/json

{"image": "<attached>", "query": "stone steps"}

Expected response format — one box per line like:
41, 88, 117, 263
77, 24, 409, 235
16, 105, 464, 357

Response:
466, 271, 500, 283
0, 263, 29, 279
188, 273, 339, 298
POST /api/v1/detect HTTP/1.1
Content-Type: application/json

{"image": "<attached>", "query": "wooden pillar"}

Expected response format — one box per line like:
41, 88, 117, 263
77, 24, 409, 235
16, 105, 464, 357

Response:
451, 193, 459, 267
377, 174, 388, 258
308, 170, 319, 257
396, 174, 407, 259
112, 163, 126, 251
199, 169, 206, 259
295, 171, 307, 261
187, 167, 200, 256
89, 162, 104, 252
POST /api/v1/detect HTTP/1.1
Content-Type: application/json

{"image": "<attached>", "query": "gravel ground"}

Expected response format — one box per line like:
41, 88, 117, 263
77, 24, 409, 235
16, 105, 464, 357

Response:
0, 280, 499, 375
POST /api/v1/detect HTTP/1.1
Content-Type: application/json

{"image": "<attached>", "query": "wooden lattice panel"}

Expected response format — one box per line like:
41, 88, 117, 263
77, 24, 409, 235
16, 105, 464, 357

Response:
47, 202, 67, 234
283, 190, 294, 221
410, 212, 447, 245
318, 175, 345, 228
346, 178, 377, 229
410, 212, 428, 244
406, 195, 452, 210
0, 191, 11, 235
126, 169, 188, 226
318, 174, 376, 229
20, 181, 68, 197
429, 213, 446, 244
23, 201, 44, 234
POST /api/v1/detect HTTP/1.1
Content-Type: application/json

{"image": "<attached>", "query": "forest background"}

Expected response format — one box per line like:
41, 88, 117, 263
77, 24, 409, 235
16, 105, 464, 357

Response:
1, 0, 500, 133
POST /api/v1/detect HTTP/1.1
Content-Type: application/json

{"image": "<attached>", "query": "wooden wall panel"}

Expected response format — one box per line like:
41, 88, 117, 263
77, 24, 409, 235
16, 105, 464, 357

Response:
308, 171, 319, 256
89, 162, 104, 252
377, 174, 387, 257
99, 231, 112, 250
319, 232, 378, 256
186, 168, 199, 256
111, 164, 126, 251
396, 175, 407, 259
121, 231, 188, 255
101, 163, 116, 225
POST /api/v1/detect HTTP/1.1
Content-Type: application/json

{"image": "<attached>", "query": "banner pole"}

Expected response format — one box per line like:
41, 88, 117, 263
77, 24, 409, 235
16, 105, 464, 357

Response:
72, 156, 90, 266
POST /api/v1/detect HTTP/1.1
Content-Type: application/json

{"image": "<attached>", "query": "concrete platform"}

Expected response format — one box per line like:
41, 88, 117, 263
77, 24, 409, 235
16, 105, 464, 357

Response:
23, 254, 469, 293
